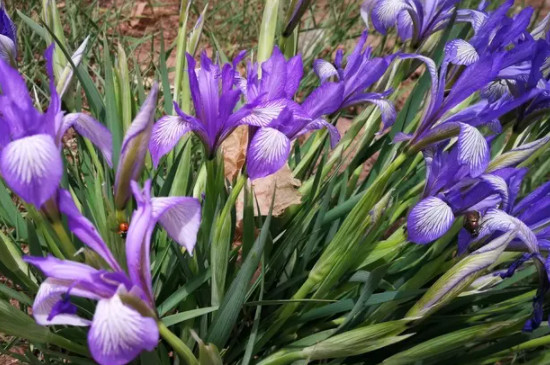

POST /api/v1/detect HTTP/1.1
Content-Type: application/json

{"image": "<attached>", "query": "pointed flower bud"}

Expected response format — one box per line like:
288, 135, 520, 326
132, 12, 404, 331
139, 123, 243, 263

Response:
114, 83, 159, 210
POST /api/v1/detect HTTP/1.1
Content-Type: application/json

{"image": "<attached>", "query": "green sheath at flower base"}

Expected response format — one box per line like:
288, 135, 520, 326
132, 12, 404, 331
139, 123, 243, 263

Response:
257, 0, 280, 65
406, 230, 517, 319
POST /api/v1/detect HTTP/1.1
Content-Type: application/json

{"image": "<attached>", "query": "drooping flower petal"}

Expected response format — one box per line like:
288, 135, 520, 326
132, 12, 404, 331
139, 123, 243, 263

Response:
32, 279, 95, 326
0, 34, 15, 64
407, 197, 455, 244
23, 255, 101, 285
370, 0, 409, 34
247, 127, 291, 180
0, 4, 16, 64
57, 190, 121, 271
445, 39, 479, 66
0, 134, 62, 207
61, 113, 113, 166
313, 59, 339, 83
238, 99, 290, 127
343, 93, 396, 130
457, 123, 489, 177
88, 291, 158, 365
480, 209, 538, 253
295, 118, 340, 148
479, 174, 509, 211
149, 115, 195, 167
152, 197, 202, 253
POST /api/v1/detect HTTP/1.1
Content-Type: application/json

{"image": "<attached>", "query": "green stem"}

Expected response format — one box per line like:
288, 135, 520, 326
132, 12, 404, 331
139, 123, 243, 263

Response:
158, 321, 199, 365
51, 220, 76, 258
504, 130, 519, 151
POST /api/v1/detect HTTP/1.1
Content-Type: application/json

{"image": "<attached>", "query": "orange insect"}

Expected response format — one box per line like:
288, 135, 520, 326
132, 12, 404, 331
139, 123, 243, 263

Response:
118, 222, 129, 239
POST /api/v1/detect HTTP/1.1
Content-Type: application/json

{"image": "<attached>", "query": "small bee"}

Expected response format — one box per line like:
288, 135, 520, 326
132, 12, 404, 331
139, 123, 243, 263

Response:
117, 222, 129, 239
464, 211, 481, 237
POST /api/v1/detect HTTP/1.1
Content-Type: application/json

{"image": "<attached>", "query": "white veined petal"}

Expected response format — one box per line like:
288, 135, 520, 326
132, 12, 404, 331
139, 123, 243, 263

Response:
247, 127, 291, 179
88, 291, 158, 365
407, 197, 455, 244
458, 123, 489, 177
33, 279, 93, 326
149, 115, 192, 166
445, 39, 479, 66
0, 134, 62, 207
152, 197, 201, 253
373, 0, 408, 28
313, 59, 339, 82
239, 99, 289, 127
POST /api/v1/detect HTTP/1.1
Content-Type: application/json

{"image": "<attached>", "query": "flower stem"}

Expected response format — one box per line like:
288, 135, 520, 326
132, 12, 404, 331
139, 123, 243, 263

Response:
158, 321, 199, 365
51, 220, 76, 258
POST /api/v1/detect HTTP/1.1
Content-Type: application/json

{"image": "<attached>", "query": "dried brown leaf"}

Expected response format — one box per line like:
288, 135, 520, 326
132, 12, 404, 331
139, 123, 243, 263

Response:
237, 164, 302, 219
221, 125, 248, 181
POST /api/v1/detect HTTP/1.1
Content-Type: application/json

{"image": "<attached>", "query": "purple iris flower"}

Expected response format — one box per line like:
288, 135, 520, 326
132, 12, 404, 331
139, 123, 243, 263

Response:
312, 30, 397, 131
397, 33, 545, 179
461, 170, 550, 331
236, 46, 303, 127
360, 0, 462, 46
149, 51, 256, 166
407, 144, 502, 244
0, 1, 16, 64
407, 136, 550, 245
24, 181, 201, 365
0, 45, 112, 208
235, 47, 342, 179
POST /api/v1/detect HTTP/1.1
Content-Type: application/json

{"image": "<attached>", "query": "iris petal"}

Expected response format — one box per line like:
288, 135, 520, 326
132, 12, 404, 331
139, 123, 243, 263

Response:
407, 197, 455, 244
247, 127, 291, 180
88, 292, 158, 365
0, 134, 62, 207
457, 123, 489, 177
152, 197, 202, 253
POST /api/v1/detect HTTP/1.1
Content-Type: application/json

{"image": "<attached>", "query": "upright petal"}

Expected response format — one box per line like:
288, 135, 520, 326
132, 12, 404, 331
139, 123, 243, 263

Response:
247, 127, 291, 180
0, 134, 62, 207
407, 197, 455, 244
126, 181, 154, 303
457, 123, 489, 177
32, 278, 94, 326
285, 55, 303, 97
302, 82, 344, 119
57, 190, 121, 271
88, 291, 158, 365
260, 47, 287, 100
114, 83, 159, 210
61, 113, 113, 166
152, 197, 201, 253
